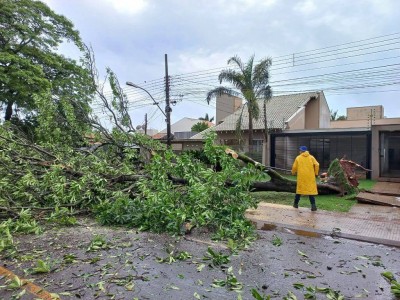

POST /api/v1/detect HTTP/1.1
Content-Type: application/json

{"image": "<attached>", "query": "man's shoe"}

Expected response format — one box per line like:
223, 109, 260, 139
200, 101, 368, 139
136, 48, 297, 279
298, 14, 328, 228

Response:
311, 206, 317, 211
293, 204, 298, 208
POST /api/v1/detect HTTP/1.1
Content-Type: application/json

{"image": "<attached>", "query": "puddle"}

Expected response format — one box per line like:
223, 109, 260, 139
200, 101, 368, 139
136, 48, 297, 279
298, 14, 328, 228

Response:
246, 211, 260, 215
260, 223, 277, 231
284, 228, 322, 238
256, 222, 324, 239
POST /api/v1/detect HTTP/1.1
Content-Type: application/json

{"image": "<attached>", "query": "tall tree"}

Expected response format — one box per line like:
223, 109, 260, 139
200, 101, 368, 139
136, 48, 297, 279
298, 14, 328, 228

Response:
191, 121, 209, 132
330, 109, 347, 121
0, 0, 94, 137
206, 55, 272, 150
199, 113, 214, 122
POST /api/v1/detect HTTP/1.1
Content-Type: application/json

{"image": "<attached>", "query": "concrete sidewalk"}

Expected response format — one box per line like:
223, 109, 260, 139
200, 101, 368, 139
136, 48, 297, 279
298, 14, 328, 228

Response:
246, 202, 400, 247
371, 181, 400, 195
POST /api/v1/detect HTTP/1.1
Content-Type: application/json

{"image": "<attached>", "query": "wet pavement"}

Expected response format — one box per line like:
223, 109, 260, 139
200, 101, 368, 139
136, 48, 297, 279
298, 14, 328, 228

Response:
1, 218, 400, 300
246, 181, 400, 248
2, 182, 400, 299
246, 202, 400, 247
371, 181, 400, 195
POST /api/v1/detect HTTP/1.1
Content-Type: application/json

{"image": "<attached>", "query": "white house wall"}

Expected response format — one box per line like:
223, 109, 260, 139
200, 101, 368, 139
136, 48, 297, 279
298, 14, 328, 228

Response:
286, 107, 306, 130
318, 92, 331, 128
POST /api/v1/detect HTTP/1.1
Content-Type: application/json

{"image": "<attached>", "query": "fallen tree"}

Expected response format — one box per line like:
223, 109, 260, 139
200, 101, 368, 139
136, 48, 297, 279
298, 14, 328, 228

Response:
224, 148, 343, 195
0, 48, 346, 255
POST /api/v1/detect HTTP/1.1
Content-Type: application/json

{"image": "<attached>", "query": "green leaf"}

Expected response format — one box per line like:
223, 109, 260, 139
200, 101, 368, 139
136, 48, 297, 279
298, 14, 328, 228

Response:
297, 250, 308, 257
293, 282, 304, 289
7, 276, 25, 289
272, 234, 283, 246
31, 259, 51, 274
197, 264, 205, 272
381, 271, 395, 282
356, 255, 370, 260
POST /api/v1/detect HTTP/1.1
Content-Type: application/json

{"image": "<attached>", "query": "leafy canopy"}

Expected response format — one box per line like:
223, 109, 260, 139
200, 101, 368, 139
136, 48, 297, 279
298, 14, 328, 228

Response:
191, 121, 209, 132
199, 113, 214, 122
206, 55, 272, 147
0, 51, 264, 253
0, 0, 94, 137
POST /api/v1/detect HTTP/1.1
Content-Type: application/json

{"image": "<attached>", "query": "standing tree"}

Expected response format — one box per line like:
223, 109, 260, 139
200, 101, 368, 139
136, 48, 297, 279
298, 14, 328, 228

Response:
199, 113, 214, 123
0, 0, 94, 142
191, 121, 209, 132
206, 55, 272, 151
330, 109, 347, 121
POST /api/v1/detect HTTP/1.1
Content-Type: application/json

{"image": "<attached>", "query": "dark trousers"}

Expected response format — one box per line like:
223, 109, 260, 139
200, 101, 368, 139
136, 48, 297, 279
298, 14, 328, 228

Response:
294, 194, 316, 207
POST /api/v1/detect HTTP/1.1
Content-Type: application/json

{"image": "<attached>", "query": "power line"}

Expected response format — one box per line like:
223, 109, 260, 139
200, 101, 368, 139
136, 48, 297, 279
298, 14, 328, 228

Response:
171, 33, 400, 78
91, 32, 400, 124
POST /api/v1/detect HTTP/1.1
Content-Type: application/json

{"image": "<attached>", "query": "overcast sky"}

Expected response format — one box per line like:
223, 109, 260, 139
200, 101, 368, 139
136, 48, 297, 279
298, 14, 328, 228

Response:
42, 0, 400, 131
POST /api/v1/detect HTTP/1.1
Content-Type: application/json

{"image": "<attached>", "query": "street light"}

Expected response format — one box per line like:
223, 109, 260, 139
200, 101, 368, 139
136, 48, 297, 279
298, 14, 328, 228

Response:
126, 81, 171, 146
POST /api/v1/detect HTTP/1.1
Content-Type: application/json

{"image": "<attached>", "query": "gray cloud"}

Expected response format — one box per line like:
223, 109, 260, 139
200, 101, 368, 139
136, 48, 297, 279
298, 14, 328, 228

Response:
43, 0, 400, 129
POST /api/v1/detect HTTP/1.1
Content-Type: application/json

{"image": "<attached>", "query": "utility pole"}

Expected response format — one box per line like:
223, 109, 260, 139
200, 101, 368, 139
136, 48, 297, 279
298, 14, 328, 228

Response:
165, 54, 172, 147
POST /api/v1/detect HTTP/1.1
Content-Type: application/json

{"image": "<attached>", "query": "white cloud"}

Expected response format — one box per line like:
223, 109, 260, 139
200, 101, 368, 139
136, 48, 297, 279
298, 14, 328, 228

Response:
36, 0, 400, 125
102, 0, 148, 15
213, 0, 276, 14
368, 0, 397, 15
176, 50, 231, 73
295, 0, 317, 14
239, 0, 277, 7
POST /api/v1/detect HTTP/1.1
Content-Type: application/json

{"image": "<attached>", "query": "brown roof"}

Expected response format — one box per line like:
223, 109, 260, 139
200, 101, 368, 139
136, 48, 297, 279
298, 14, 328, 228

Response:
191, 91, 321, 139
152, 133, 167, 140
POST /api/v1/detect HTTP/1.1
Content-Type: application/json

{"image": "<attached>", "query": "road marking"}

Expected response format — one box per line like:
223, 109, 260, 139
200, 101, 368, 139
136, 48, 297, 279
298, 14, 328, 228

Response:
0, 266, 56, 300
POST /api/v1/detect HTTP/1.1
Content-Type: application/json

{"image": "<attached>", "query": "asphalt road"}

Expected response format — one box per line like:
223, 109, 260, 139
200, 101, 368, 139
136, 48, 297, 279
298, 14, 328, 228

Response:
1, 218, 400, 300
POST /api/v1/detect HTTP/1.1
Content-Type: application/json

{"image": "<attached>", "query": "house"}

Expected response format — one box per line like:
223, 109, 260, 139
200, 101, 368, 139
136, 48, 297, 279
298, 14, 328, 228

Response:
153, 117, 201, 140
192, 91, 330, 162
154, 117, 213, 151
136, 128, 158, 137
191, 93, 400, 181
330, 105, 400, 180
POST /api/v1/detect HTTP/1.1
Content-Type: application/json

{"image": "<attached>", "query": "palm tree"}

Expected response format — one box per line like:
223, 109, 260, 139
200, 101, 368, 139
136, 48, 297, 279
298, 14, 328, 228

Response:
206, 55, 272, 151
199, 113, 214, 122
330, 109, 338, 121
330, 109, 347, 121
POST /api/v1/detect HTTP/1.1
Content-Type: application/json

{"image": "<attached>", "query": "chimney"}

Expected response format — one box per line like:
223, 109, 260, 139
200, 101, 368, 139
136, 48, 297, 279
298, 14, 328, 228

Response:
216, 93, 243, 124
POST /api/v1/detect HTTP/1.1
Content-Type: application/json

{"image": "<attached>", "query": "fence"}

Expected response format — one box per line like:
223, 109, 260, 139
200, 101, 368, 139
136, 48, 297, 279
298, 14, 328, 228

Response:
271, 131, 371, 177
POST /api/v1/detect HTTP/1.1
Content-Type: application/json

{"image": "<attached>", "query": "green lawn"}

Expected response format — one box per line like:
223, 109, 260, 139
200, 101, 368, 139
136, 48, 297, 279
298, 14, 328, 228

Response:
251, 179, 376, 212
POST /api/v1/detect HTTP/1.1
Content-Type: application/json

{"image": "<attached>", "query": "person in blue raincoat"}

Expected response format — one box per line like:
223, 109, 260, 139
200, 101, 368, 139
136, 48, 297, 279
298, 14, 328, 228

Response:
291, 146, 320, 211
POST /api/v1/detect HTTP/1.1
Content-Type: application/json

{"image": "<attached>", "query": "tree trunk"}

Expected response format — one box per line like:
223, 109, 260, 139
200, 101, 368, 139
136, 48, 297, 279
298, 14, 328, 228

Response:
5, 100, 14, 121
168, 149, 342, 195
248, 110, 253, 153
250, 178, 342, 195
225, 148, 342, 195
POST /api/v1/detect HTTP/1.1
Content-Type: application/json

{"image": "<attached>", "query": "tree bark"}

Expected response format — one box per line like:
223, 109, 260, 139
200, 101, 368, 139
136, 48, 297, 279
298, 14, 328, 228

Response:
167, 149, 342, 195
225, 148, 342, 195
5, 100, 14, 121
248, 110, 254, 153
250, 179, 342, 195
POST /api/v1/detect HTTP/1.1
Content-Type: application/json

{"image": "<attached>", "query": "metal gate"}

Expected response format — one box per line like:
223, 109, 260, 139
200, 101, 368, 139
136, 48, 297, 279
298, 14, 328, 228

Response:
271, 131, 371, 177
380, 131, 400, 178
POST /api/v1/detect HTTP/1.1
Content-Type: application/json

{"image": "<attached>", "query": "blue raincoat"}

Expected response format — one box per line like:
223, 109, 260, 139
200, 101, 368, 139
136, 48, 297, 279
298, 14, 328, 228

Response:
291, 151, 320, 195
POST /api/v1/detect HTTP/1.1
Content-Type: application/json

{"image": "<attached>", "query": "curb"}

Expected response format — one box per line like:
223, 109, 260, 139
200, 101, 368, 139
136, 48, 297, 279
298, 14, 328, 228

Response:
0, 266, 55, 300
254, 220, 400, 248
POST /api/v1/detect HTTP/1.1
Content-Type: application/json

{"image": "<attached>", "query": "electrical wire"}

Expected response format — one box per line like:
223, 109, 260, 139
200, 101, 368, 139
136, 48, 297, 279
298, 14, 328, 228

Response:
92, 32, 400, 125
